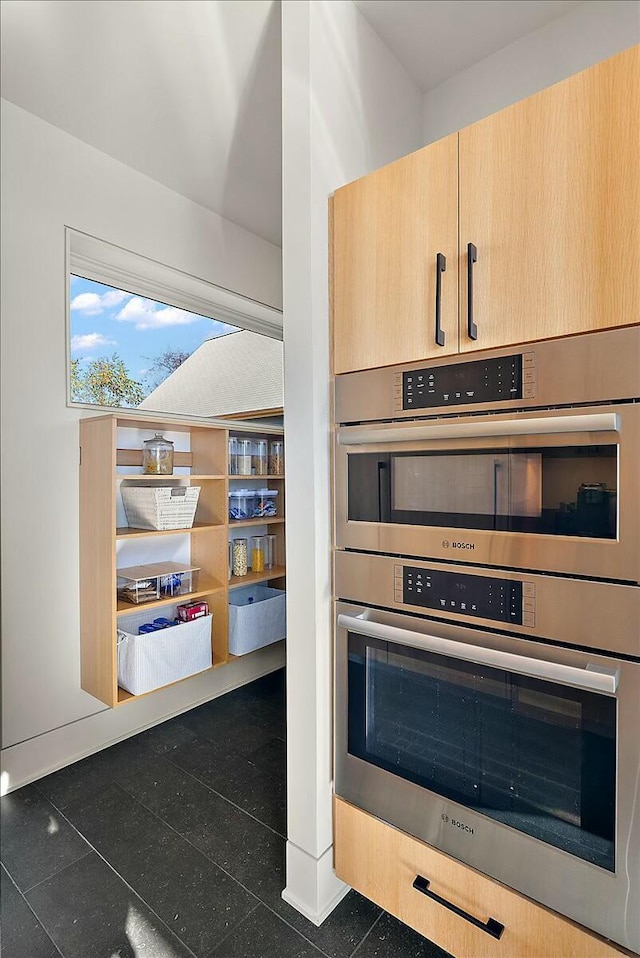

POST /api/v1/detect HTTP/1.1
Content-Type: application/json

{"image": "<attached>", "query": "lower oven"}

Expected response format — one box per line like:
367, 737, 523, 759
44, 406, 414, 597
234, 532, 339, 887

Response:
334, 596, 640, 952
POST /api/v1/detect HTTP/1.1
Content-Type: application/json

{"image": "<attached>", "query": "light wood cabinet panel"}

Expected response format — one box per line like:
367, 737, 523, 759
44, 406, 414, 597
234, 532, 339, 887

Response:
459, 45, 640, 353
332, 134, 459, 374
334, 797, 629, 958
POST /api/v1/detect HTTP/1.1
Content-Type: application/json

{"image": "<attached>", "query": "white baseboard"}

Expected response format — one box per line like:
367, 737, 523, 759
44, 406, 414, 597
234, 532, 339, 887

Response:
1, 646, 285, 794
281, 840, 350, 926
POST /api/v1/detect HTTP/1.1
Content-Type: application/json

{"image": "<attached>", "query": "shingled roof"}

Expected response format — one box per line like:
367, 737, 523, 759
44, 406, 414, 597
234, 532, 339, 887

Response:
140, 330, 283, 418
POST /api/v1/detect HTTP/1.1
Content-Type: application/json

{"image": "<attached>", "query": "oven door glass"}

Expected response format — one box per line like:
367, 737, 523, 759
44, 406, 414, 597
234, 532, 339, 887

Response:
348, 445, 617, 537
348, 632, 616, 870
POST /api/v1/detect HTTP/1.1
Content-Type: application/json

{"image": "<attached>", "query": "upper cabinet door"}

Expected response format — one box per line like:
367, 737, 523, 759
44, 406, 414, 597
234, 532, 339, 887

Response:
459, 45, 640, 353
332, 134, 458, 375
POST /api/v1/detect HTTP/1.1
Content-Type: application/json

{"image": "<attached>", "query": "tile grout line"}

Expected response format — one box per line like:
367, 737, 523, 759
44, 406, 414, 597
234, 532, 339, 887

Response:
33, 803, 202, 958
104, 782, 337, 958
20, 849, 95, 896
162, 755, 287, 839
201, 900, 263, 958
348, 910, 386, 958
1, 862, 66, 958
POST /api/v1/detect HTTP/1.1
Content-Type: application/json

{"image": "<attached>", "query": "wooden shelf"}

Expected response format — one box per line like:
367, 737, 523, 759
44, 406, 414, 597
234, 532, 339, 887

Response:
228, 517, 284, 528
116, 521, 223, 539
116, 657, 229, 705
116, 580, 226, 615
229, 566, 286, 590
116, 474, 226, 481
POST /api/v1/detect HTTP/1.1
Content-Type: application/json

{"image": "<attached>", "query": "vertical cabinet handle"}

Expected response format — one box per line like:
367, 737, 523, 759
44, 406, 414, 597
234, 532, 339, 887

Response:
435, 252, 446, 347
413, 875, 504, 940
467, 242, 478, 340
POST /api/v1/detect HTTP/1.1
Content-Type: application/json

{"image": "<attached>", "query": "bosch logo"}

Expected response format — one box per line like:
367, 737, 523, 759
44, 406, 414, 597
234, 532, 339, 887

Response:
442, 812, 474, 834
441, 540, 450, 549
452, 541, 475, 550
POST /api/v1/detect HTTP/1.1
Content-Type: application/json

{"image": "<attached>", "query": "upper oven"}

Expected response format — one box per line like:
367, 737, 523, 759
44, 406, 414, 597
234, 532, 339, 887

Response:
334, 328, 640, 584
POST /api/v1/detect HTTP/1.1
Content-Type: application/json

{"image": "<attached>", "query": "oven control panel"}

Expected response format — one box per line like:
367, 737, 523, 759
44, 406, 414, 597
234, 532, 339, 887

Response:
395, 564, 536, 627
397, 352, 536, 411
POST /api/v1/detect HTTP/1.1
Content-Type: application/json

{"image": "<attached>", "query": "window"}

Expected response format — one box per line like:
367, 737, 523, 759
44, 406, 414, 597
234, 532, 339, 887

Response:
66, 230, 283, 421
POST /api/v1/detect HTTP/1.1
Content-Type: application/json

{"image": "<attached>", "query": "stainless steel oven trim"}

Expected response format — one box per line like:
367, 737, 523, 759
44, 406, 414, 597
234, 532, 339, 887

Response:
334, 325, 640, 424
337, 612, 619, 693
334, 601, 640, 953
337, 412, 619, 446
334, 402, 640, 584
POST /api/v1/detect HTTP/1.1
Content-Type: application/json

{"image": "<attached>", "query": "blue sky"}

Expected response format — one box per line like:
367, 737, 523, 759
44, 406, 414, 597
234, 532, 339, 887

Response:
69, 275, 237, 395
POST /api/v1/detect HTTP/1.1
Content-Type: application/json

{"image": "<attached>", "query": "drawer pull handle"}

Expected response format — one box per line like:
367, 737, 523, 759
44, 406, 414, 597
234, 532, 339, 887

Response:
412, 875, 504, 940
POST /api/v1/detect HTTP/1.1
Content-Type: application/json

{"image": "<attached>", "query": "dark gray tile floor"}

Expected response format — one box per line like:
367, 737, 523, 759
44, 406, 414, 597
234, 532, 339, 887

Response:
1, 669, 450, 958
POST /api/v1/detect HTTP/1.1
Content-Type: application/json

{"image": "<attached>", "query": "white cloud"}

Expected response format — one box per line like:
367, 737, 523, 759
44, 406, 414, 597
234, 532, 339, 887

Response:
116, 296, 201, 330
70, 289, 130, 315
71, 332, 116, 352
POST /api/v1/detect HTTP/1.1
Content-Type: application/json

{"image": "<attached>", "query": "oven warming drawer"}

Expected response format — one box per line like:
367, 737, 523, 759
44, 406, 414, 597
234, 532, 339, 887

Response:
334, 797, 627, 958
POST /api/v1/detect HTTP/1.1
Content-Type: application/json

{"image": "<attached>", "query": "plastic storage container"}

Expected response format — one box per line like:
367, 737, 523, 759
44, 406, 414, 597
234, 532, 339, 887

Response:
253, 440, 268, 475
232, 538, 248, 576
236, 439, 252, 476
117, 562, 199, 605
229, 489, 255, 520
228, 586, 286, 655
265, 534, 277, 570
228, 437, 238, 475
269, 441, 284, 476
251, 535, 265, 572
142, 433, 174, 475
253, 489, 278, 518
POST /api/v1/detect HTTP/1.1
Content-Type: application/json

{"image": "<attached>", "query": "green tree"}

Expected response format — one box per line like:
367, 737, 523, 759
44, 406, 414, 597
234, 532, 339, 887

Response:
72, 353, 145, 407
145, 347, 190, 388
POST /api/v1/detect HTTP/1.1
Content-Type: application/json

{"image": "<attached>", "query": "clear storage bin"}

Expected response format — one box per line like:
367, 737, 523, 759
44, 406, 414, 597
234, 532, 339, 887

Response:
117, 562, 199, 605
229, 489, 255, 520
253, 489, 278, 518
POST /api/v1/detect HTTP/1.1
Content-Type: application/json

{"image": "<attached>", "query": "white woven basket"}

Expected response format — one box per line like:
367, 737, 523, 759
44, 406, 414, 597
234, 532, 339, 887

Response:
121, 485, 201, 530
117, 613, 212, 695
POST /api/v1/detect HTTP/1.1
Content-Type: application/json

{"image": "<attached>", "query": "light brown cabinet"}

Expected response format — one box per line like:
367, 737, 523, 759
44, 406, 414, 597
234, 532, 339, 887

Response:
458, 44, 640, 353
79, 413, 285, 707
334, 797, 629, 958
332, 44, 639, 374
332, 133, 458, 374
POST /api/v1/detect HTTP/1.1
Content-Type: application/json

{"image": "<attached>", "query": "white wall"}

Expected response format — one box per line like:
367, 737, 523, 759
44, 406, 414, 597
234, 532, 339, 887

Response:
281, 0, 422, 923
422, 0, 640, 144
0, 98, 284, 790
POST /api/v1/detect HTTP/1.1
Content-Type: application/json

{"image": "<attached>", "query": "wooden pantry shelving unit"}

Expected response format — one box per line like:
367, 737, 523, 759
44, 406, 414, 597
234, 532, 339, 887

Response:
80, 412, 285, 707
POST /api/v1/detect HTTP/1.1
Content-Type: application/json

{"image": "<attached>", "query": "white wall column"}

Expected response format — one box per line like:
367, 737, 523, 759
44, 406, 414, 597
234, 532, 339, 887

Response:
281, 0, 422, 924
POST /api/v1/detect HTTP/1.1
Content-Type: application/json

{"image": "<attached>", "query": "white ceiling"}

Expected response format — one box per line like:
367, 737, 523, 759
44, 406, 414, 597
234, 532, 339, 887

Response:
353, 0, 583, 91
0, 0, 283, 245
1, 0, 585, 249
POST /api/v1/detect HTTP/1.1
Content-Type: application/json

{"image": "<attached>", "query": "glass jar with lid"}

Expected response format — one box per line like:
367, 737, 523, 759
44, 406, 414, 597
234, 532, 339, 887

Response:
142, 433, 174, 475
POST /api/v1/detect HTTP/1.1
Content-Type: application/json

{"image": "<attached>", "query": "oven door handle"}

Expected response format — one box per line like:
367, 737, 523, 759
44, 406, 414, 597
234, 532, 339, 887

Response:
337, 412, 618, 446
337, 613, 619, 694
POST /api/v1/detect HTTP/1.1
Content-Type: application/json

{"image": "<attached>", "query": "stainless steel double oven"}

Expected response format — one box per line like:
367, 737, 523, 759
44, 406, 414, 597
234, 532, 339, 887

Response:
333, 326, 640, 953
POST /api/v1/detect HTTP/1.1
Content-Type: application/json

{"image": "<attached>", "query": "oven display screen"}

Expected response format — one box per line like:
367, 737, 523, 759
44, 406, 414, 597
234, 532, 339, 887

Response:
403, 566, 523, 625
403, 354, 522, 409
